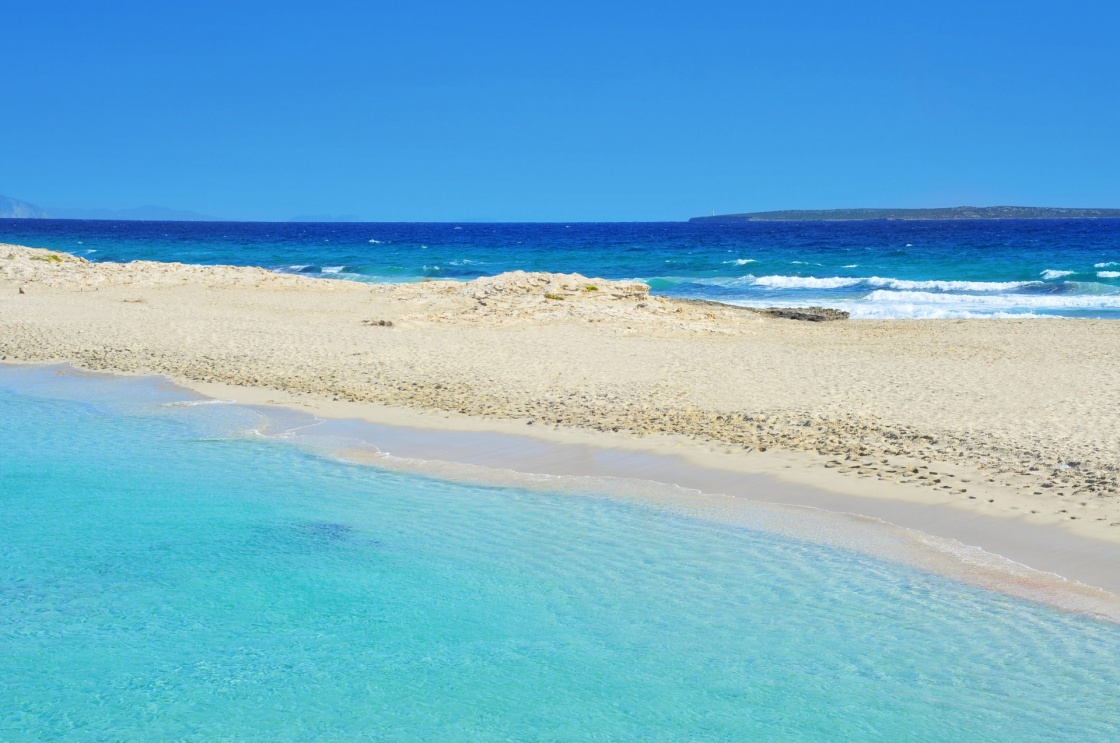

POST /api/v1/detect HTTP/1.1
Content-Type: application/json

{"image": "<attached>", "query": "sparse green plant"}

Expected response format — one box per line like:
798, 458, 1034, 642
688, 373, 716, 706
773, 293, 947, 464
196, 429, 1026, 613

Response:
584, 285, 598, 292
32, 253, 63, 263
544, 292, 564, 300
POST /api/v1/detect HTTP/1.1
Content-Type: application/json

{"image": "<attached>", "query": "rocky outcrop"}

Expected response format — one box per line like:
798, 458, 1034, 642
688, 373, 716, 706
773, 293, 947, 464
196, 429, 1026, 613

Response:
757, 306, 849, 321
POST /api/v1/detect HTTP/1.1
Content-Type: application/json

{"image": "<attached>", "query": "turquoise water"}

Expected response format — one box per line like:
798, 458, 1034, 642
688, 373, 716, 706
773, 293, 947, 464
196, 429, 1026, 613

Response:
3, 366, 1120, 740
3, 218, 1120, 318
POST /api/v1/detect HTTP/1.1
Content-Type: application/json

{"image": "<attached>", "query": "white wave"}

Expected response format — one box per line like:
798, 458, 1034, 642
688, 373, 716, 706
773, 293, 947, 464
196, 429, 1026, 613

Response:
724, 298, 1055, 320
287, 264, 311, 271
321, 266, 345, 274
864, 290, 1120, 309
1041, 270, 1075, 280
1099, 271, 1120, 279
842, 264, 858, 268
1095, 262, 1118, 268
722, 258, 756, 265
368, 239, 383, 244
751, 275, 864, 289
867, 277, 1035, 291
749, 275, 1035, 292
847, 306, 1055, 320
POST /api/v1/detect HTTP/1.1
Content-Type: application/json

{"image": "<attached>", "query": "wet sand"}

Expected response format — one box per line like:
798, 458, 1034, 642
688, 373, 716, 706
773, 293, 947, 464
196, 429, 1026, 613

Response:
173, 377, 1120, 611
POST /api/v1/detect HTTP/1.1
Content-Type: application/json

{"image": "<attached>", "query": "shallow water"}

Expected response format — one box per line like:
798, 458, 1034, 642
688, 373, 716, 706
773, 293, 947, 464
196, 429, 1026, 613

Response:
2, 365, 1120, 740
3, 218, 1119, 318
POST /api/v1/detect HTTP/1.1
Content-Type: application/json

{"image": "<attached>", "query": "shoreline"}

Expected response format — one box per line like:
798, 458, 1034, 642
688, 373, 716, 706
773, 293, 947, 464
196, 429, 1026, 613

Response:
185, 376, 1120, 602
2, 243, 1119, 604
7, 360, 1120, 619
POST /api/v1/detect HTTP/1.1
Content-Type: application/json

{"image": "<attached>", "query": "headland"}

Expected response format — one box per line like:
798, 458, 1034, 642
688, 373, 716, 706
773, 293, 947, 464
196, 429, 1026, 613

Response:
690, 206, 1120, 222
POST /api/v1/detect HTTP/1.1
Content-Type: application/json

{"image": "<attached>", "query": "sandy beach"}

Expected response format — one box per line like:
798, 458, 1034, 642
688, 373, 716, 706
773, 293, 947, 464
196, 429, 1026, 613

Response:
3, 242, 1119, 592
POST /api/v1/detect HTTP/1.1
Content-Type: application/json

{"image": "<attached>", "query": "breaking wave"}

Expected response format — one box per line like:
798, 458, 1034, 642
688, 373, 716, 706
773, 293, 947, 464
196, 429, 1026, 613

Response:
863, 290, 1120, 310
749, 275, 1037, 292
847, 306, 1054, 320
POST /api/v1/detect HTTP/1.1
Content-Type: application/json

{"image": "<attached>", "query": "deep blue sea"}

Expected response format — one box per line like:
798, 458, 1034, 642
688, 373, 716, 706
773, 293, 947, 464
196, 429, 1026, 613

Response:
3, 364, 1120, 740
3, 218, 1120, 318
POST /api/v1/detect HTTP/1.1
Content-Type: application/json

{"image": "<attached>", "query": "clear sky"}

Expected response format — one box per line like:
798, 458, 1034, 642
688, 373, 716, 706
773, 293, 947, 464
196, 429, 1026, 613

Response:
3, 0, 1118, 221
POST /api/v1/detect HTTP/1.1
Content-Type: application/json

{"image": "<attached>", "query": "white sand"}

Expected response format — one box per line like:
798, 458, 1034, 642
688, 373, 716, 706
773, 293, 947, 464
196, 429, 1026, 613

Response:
2, 243, 1119, 591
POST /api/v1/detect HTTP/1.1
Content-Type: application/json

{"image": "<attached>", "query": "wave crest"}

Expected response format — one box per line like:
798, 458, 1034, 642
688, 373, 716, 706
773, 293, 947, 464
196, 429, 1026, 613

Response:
750, 275, 1036, 292
864, 290, 1120, 309
1041, 270, 1075, 280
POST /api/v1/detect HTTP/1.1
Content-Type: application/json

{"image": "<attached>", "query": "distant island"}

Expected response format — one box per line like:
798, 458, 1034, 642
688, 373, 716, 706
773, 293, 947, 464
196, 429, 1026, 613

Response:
690, 206, 1120, 222
0, 195, 50, 219
0, 194, 366, 223
47, 205, 223, 221
0, 194, 222, 221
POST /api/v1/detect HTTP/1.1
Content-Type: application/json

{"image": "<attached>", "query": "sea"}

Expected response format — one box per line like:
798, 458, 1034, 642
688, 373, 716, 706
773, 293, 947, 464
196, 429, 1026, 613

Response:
4, 219, 1120, 739
3, 217, 1120, 318
2, 364, 1120, 740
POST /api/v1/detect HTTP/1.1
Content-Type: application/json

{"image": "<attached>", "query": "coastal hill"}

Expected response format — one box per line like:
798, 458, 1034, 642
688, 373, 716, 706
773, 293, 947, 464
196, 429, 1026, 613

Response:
46, 205, 222, 221
690, 206, 1120, 222
0, 195, 50, 219
0, 194, 221, 221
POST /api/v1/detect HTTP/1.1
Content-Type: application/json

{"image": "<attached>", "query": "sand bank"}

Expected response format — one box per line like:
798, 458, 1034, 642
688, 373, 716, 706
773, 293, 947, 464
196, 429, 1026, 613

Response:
2, 243, 1119, 588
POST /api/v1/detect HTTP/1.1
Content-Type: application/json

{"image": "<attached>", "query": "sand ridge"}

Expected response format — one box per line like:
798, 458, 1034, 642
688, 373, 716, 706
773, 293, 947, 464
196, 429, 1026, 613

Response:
2, 243, 1118, 543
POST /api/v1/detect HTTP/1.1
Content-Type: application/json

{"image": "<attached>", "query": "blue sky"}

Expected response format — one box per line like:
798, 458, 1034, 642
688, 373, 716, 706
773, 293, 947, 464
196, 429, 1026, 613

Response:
3, 0, 1118, 221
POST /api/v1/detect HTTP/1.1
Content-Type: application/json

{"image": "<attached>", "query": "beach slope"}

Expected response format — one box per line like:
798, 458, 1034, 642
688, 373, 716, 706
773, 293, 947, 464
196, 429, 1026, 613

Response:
2, 243, 1118, 550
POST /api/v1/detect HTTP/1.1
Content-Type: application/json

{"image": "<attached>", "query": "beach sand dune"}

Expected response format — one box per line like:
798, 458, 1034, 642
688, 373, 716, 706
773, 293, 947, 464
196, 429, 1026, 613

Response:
2, 243, 1118, 548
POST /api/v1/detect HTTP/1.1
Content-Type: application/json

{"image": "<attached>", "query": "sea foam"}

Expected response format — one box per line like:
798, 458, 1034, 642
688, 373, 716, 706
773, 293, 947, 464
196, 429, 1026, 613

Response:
864, 290, 1120, 309
749, 275, 1035, 292
847, 305, 1053, 320
750, 275, 863, 289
